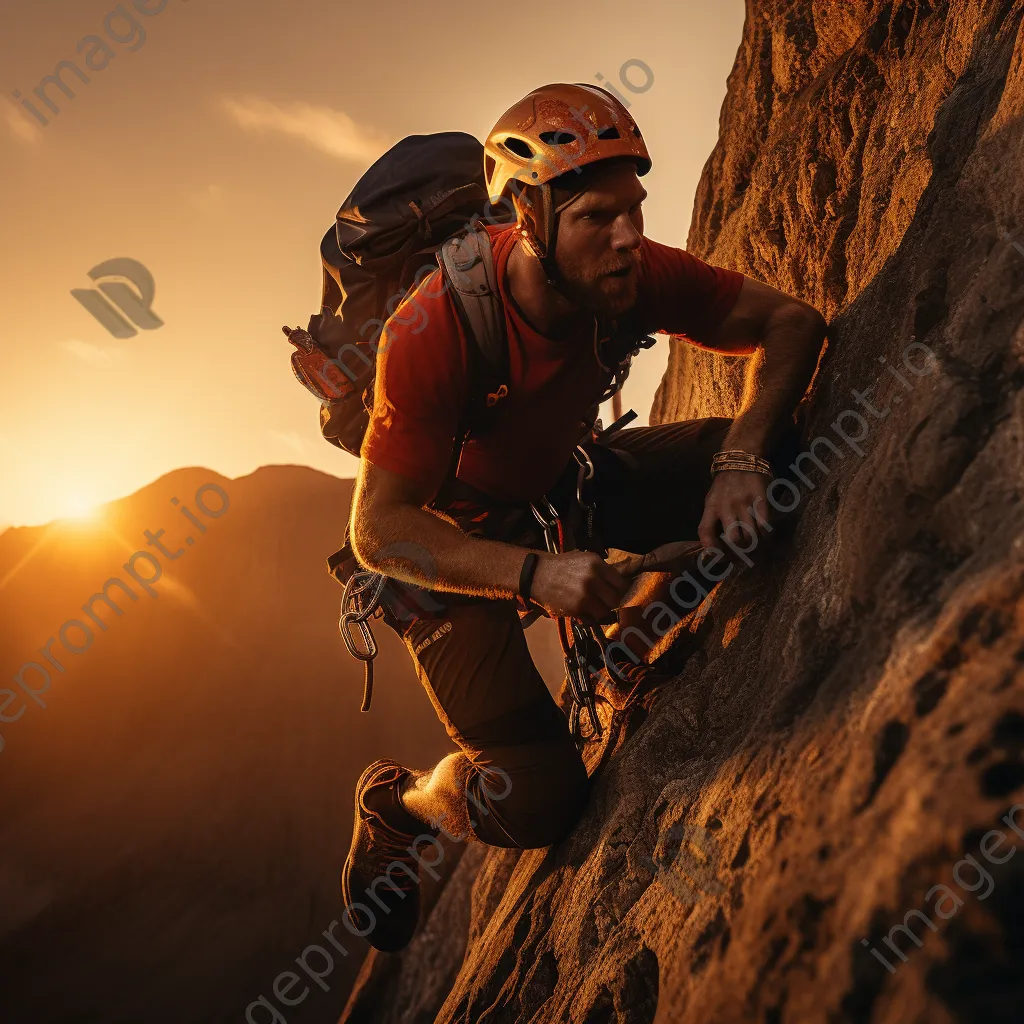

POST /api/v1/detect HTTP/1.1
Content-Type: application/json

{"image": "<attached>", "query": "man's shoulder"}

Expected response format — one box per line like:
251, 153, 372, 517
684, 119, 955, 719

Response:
484, 220, 518, 265
483, 220, 516, 241
639, 234, 742, 276
379, 261, 465, 367
637, 234, 688, 267
395, 220, 515, 332
636, 235, 743, 292
401, 220, 513, 308
632, 235, 746, 339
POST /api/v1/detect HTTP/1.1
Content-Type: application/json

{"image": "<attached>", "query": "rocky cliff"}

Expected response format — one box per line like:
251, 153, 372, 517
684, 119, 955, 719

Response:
342, 3, 1024, 1021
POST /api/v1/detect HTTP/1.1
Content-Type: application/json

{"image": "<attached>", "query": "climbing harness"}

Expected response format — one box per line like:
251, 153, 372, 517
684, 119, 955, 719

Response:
333, 398, 649, 728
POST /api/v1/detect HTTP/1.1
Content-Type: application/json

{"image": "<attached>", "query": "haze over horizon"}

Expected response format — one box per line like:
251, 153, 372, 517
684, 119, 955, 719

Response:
0, 0, 745, 528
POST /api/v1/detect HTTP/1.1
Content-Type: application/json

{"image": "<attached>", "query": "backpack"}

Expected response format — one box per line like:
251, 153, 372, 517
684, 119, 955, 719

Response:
284, 131, 516, 457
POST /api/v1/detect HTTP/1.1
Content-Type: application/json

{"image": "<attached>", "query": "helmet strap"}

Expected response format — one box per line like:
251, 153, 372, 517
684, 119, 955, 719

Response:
537, 184, 561, 286
513, 183, 578, 294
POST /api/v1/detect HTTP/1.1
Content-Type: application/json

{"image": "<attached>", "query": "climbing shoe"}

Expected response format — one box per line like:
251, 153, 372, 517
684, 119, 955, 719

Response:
340, 759, 438, 952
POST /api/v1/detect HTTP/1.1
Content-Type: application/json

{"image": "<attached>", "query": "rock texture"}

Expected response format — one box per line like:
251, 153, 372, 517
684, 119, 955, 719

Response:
343, 3, 1024, 1021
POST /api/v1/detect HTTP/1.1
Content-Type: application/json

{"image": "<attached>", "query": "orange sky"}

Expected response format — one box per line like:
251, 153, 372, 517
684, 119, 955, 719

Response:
0, 0, 744, 528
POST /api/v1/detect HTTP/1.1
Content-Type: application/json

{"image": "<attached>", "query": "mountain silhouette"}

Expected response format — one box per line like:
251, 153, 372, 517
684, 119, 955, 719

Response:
0, 465, 482, 1023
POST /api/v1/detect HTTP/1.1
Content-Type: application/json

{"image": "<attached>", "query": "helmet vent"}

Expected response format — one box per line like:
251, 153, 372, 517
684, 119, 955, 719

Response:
539, 130, 581, 146
502, 137, 535, 159
596, 125, 621, 140
632, 125, 642, 138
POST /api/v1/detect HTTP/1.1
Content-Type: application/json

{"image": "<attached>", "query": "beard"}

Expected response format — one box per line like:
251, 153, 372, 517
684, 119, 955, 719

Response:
552, 249, 642, 316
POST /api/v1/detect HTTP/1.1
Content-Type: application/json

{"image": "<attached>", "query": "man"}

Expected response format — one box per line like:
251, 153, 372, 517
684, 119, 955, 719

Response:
336, 83, 827, 952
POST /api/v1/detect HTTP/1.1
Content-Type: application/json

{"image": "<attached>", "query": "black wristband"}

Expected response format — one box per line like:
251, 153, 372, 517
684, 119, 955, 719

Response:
519, 552, 540, 601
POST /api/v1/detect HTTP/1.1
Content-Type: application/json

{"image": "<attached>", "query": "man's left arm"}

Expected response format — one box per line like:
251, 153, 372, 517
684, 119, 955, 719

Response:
690, 275, 828, 549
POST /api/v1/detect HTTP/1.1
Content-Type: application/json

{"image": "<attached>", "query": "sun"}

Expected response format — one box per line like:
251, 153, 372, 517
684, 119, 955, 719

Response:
61, 493, 100, 522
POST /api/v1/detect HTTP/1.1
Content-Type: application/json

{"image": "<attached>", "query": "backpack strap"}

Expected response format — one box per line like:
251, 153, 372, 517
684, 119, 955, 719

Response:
436, 227, 509, 391
432, 226, 509, 508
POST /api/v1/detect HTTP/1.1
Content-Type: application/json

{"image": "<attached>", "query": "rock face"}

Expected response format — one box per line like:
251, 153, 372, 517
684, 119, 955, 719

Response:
343, 3, 1024, 1021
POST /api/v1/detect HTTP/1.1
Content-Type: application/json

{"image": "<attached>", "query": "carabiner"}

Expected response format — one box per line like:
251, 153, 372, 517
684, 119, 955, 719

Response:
530, 498, 562, 554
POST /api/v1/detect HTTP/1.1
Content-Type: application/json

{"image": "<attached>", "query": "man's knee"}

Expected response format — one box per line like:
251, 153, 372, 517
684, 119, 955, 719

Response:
472, 747, 589, 849
504, 773, 589, 849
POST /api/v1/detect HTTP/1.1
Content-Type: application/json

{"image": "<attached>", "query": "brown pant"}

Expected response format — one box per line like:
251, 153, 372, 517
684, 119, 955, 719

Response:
396, 418, 760, 848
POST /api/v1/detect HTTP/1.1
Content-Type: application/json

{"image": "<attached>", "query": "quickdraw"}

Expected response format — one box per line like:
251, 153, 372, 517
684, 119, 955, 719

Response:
530, 462, 608, 747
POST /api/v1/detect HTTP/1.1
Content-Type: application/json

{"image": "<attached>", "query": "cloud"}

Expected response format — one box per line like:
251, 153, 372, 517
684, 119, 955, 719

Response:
4, 99, 40, 145
220, 95, 390, 164
268, 430, 306, 455
60, 339, 115, 363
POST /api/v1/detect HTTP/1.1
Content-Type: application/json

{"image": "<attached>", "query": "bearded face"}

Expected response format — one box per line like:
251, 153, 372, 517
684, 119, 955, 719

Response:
548, 160, 647, 316
553, 232, 643, 316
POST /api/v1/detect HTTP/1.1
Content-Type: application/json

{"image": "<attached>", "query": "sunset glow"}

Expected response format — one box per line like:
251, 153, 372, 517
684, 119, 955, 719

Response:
61, 493, 100, 522
0, 0, 734, 530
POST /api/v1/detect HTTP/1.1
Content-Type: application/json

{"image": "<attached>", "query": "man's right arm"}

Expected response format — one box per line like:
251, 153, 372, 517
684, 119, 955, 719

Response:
344, 270, 629, 619
350, 460, 630, 621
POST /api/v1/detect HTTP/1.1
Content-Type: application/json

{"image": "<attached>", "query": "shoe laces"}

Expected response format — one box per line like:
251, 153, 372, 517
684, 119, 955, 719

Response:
363, 809, 423, 890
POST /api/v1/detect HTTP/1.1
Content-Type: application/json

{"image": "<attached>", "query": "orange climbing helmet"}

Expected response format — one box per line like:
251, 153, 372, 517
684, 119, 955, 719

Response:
484, 82, 651, 199
484, 83, 652, 280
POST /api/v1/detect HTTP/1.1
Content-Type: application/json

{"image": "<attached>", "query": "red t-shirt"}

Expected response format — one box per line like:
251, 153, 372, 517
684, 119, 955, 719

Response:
361, 223, 743, 503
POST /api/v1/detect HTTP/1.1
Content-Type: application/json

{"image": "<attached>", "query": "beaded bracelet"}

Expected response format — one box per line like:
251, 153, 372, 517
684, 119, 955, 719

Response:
711, 449, 773, 478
